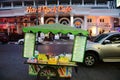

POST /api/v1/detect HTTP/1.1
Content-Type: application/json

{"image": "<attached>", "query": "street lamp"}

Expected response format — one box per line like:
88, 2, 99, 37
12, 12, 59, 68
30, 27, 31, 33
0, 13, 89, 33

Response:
35, 0, 39, 25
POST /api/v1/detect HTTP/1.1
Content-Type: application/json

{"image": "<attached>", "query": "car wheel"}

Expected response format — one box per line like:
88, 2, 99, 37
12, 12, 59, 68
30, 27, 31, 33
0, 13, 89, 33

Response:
19, 41, 24, 45
83, 53, 97, 67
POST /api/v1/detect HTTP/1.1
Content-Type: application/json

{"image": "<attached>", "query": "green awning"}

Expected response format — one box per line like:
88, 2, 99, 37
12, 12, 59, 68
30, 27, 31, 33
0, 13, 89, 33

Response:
22, 23, 88, 36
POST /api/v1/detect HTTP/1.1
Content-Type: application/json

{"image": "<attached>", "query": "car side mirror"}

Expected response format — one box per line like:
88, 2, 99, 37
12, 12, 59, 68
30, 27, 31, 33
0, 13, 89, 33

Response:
103, 40, 111, 44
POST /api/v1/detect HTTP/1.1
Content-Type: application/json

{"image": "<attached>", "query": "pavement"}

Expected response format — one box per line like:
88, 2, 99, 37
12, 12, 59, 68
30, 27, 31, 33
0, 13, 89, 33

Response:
0, 43, 120, 80
0, 42, 74, 80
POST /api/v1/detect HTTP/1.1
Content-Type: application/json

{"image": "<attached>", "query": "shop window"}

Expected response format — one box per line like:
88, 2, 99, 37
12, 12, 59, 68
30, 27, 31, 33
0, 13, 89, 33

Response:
59, 0, 70, 5
59, 19, 69, 25
30, 17, 36, 22
2, 2, 11, 7
47, 0, 57, 5
61, 20, 69, 25
100, 19, 104, 22
96, 0, 107, 4
38, 0, 45, 5
59, 17, 70, 25
0, 2, 2, 7
13, 1, 22, 7
114, 18, 119, 27
72, 0, 82, 4
33, 19, 40, 25
84, 0, 94, 4
0, 18, 2, 23
74, 19, 82, 28
47, 21, 55, 24
87, 18, 92, 23
45, 18, 55, 24
24, 1, 33, 6
7, 18, 15, 23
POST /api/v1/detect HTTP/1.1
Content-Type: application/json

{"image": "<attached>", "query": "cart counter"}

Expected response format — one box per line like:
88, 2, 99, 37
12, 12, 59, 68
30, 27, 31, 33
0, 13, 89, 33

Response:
24, 60, 77, 80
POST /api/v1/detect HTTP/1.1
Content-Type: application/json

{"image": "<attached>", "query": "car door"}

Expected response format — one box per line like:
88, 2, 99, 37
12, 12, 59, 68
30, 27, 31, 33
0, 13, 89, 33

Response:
100, 34, 120, 60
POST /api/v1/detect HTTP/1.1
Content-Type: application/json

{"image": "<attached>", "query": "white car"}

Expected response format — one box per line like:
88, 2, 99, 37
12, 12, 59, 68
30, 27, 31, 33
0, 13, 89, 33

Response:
18, 37, 43, 45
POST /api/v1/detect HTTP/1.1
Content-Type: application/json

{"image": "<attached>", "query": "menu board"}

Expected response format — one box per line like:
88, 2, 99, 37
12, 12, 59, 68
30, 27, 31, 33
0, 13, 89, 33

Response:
23, 33, 36, 58
71, 36, 87, 62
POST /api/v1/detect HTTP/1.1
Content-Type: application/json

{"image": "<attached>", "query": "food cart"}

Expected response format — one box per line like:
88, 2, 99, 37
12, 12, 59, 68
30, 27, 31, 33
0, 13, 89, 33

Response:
22, 23, 88, 80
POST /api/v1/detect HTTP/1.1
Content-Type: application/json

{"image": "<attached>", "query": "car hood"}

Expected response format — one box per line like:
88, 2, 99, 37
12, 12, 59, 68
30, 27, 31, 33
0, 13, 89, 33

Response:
87, 40, 94, 43
87, 40, 100, 45
86, 40, 101, 49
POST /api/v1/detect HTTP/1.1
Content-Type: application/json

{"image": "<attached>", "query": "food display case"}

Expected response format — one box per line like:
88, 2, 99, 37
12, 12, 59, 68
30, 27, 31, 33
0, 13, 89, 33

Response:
22, 23, 88, 80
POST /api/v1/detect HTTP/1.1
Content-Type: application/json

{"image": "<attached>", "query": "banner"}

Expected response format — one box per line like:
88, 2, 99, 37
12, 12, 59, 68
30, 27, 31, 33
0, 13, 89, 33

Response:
71, 36, 87, 62
23, 33, 36, 58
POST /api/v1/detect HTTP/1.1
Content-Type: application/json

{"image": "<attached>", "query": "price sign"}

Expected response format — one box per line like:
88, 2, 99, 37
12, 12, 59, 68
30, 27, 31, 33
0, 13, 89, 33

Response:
71, 36, 87, 62
23, 33, 36, 58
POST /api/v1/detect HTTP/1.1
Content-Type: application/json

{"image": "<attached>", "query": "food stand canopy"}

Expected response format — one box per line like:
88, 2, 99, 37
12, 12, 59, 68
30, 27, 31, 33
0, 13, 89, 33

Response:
22, 23, 88, 36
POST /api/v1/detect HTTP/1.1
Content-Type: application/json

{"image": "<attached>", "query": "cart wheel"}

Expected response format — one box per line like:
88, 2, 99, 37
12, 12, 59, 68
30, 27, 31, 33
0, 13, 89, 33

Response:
37, 66, 59, 80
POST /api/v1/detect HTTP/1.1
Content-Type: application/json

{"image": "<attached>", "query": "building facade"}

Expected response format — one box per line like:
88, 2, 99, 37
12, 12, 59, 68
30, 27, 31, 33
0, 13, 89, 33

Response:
0, 0, 120, 36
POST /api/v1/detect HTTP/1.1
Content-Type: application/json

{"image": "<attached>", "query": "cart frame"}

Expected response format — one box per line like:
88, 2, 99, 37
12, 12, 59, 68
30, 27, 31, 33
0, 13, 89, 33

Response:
22, 23, 88, 80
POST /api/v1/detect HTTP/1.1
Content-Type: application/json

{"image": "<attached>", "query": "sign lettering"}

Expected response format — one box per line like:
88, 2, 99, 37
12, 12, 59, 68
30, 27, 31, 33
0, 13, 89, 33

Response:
26, 6, 72, 14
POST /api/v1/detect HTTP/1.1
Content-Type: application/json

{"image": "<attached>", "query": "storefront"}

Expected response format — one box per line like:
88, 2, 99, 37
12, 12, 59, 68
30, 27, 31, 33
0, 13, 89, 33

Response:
0, 5, 120, 36
0, 18, 16, 34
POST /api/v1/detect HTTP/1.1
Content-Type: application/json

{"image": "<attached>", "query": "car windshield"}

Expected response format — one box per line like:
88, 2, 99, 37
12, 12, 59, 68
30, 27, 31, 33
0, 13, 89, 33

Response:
92, 33, 108, 43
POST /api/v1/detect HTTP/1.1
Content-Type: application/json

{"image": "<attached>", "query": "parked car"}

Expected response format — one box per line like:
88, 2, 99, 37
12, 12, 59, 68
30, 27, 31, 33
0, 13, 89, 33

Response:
18, 37, 43, 45
9, 33, 24, 42
84, 32, 120, 66
0, 32, 9, 44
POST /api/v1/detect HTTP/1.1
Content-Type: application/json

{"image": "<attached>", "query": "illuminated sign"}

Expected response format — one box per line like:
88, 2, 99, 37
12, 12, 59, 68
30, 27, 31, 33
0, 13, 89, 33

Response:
26, 6, 72, 14
116, 0, 120, 7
